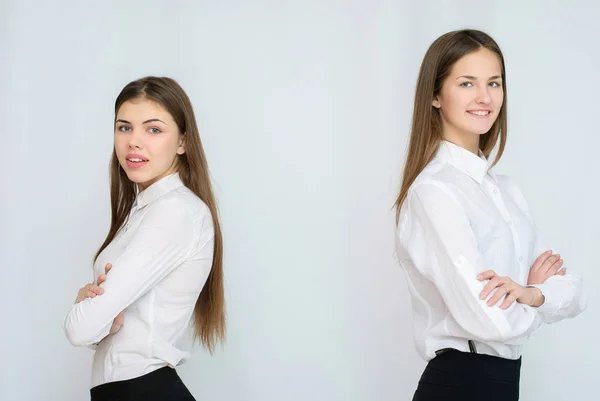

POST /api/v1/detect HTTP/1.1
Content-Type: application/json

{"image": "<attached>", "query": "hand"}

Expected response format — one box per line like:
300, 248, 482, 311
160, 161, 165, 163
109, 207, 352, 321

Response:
74, 263, 111, 303
74, 263, 125, 335
527, 250, 565, 285
477, 270, 545, 309
96, 262, 112, 287
96, 263, 125, 335
74, 281, 105, 304
110, 310, 125, 334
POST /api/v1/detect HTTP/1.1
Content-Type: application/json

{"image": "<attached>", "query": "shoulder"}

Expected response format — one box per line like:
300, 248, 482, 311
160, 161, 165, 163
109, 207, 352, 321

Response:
397, 165, 464, 233
409, 162, 463, 206
146, 187, 212, 230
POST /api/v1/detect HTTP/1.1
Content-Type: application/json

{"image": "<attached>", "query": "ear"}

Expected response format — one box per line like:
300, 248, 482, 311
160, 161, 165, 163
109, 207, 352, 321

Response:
432, 96, 441, 109
176, 134, 186, 155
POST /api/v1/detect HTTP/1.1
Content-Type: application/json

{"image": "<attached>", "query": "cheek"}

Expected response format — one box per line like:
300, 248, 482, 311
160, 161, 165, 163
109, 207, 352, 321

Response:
494, 91, 504, 107
113, 135, 126, 155
147, 137, 179, 160
441, 89, 468, 114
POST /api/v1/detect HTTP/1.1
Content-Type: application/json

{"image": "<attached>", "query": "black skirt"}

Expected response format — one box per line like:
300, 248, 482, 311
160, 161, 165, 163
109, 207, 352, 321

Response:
90, 366, 195, 401
413, 349, 522, 401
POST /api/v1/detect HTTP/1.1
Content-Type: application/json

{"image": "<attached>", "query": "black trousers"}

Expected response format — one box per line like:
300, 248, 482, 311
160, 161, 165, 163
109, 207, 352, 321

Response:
413, 349, 522, 401
90, 366, 195, 401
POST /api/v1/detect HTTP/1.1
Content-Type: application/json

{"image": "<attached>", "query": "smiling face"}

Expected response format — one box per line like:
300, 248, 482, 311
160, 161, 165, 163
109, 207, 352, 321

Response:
114, 98, 185, 191
432, 47, 504, 152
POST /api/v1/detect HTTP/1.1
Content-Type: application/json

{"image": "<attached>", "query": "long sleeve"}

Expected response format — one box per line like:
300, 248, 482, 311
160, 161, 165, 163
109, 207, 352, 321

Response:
500, 176, 588, 324
63, 197, 202, 346
402, 182, 542, 345
527, 234, 588, 323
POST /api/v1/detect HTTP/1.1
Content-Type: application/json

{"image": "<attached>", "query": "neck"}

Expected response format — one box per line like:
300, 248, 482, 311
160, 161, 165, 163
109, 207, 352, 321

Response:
442, 132, 480, 155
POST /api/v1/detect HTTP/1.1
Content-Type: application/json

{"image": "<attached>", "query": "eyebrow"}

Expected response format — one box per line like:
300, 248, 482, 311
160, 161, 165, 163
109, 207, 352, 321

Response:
456, 75, 502, 80
115, 118, 168, 125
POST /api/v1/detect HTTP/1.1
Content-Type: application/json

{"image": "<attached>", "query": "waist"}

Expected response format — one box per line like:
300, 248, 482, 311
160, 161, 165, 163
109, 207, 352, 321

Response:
421, 336, 523, 361
425, 349, 522, 382
91, 336, 190, 387
90, 366, 179, 400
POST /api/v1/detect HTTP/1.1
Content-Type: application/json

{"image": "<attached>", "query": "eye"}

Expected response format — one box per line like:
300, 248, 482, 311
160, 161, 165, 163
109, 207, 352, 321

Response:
489, 81, 501, 88
117, 125, 131, 132
148, 127, 161, 134
460, 81, 473, 88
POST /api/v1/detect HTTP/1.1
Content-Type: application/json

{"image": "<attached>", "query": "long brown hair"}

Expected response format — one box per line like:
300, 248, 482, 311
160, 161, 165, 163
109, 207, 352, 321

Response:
95, 76, 225, 353
394, 29, 508, 222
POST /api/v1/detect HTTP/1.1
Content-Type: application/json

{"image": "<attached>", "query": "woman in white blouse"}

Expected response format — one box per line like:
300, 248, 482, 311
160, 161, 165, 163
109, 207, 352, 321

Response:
64, 76, 224, 401
394, 29, 587, 401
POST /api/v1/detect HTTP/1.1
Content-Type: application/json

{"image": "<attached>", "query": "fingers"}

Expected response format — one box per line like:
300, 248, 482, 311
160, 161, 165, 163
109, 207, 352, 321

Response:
85, 283, 104, 298
477, 272, 519, 309
499, 292, 518, 310
486, 281, 513, 306
546, 257, 563, 276
76, 282, 105, 303
478, 272, 502, 300
541, 254, 561, 275
96, 263, 113, 285
556, 268, 567, 276
530, 250, 553, 272
477, 270, 497, 281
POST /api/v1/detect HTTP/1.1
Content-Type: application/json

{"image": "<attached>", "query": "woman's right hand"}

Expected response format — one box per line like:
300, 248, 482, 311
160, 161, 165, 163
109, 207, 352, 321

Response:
527, 250, 565, 285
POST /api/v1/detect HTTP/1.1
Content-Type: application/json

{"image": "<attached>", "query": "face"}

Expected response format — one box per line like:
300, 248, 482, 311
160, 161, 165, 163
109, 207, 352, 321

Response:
432, 48, 504, 148
114, 98, 185, 191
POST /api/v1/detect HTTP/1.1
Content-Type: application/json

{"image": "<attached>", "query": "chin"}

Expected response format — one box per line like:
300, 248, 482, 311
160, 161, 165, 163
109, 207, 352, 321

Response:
123, 169, 150, 184
467, 124, 495, 136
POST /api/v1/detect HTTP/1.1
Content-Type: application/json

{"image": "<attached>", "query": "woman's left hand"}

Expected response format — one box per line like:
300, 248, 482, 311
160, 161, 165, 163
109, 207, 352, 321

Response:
477, 270, 544, 309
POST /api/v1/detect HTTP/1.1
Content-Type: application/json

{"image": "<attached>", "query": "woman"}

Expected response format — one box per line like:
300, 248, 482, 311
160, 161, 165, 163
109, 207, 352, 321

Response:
64, 76, 225, 401
394, 29, 587, 400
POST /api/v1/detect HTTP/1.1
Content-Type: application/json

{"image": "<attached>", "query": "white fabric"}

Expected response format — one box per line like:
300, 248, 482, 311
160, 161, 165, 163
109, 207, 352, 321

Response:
395, 140, 587, 361
64, 173, 214, 387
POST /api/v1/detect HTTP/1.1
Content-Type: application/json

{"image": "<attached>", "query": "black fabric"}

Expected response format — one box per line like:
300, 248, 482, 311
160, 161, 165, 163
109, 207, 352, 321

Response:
413, 350, 522, 401
90, 366, 195, 401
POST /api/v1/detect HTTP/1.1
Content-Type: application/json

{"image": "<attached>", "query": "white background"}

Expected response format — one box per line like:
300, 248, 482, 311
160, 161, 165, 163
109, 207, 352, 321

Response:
1, 1, 597, 400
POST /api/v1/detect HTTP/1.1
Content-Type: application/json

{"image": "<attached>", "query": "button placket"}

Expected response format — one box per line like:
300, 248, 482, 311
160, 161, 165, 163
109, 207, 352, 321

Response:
486, 180, 523, 270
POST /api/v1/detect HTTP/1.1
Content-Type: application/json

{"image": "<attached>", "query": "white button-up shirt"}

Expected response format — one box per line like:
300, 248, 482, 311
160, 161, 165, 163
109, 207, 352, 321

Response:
395, 140, 587, 361
64, 173, 214, 388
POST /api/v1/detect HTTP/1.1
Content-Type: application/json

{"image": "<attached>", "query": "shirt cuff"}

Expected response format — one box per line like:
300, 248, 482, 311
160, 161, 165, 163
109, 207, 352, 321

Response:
529, 282, 562, 314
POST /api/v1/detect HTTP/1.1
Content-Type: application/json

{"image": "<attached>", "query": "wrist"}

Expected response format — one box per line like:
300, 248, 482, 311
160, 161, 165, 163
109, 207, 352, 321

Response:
527, 286, 545, 307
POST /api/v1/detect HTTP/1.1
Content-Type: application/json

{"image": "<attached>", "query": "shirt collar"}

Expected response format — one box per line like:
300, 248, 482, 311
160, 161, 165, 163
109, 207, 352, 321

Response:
435, 140, 492, 184
133, 172, 184, 209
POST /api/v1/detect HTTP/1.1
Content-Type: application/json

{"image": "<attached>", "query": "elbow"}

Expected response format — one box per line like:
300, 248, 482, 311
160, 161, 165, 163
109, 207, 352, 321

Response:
64, 322, 89, 347
63, 314, 99, 347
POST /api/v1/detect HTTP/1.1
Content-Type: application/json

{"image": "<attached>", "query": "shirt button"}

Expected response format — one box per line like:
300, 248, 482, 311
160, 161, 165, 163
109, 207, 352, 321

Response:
519, 256, 524, 262
508, 220, 513, 226
493, 189, 499, 194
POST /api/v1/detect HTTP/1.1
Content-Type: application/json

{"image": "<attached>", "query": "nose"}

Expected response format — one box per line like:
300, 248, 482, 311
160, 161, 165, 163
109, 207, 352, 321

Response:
475, 85, 491, 104
127, 128, 143, 149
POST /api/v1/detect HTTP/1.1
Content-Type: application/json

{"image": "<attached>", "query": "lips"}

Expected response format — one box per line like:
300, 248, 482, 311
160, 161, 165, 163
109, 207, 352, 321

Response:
467, 110, 491, 116
125, 153, 149, 169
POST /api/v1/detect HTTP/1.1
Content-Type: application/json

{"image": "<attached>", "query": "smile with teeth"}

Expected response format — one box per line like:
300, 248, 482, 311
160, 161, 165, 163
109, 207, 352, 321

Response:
127, 158, 147, 162
468, 110, 491, 116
